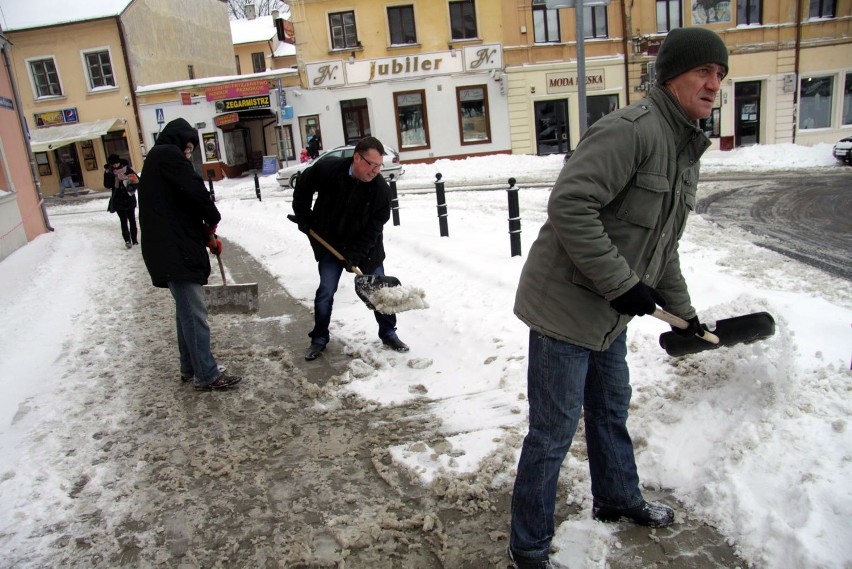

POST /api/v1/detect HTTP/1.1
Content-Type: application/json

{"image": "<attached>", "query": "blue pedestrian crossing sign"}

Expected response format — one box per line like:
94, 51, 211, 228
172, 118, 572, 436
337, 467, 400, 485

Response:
155, 108, 165, 124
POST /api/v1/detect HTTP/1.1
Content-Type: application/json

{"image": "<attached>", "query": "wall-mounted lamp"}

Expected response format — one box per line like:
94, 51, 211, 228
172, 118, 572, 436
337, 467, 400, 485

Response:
451, 48, 457, 58
530, 86, 536, 94
348, 52, 355, 64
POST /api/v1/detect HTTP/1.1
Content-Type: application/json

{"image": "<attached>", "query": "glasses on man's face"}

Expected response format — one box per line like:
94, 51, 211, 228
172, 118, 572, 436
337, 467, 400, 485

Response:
358, 152, 382, 172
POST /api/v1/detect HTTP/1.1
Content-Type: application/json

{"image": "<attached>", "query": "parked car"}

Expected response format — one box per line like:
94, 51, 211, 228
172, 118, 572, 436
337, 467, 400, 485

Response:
833, 135, 852, 165
276, 142, 404, 189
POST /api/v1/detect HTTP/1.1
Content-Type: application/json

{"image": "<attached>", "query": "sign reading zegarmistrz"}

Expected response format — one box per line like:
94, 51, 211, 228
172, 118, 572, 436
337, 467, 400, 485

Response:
215, 95, 271, 113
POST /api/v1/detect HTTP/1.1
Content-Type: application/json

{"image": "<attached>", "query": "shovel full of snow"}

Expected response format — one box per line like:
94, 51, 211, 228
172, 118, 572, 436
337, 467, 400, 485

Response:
654, 308, 775, 357
306, 228, 427, 315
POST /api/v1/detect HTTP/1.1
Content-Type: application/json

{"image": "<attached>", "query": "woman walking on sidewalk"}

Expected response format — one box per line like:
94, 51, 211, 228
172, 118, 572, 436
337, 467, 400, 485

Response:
105, 154, 139, 249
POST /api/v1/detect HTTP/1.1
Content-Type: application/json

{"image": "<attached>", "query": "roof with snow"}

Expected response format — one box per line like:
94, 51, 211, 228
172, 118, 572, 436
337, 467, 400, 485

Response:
230, 15, 275, 45
0, 0, 133, 31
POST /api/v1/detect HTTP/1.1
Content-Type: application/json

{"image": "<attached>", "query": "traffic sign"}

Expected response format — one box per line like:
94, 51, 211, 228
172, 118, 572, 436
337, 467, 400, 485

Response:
155, 108, 165, 124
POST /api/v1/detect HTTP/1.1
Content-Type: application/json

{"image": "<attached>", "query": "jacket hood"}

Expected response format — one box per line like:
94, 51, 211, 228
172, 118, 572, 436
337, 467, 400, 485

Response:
155, 118, 199, 150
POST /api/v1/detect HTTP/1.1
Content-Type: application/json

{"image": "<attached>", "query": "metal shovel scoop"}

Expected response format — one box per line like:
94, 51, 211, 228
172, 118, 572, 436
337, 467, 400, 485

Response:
203, 235, 259, 314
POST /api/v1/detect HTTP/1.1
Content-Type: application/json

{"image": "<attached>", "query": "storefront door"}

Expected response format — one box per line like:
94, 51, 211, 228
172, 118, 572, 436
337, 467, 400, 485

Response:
53, 145, 82, 185
534, 99, 569, 156
735, 81, 761, 147
341, 99, 371, 145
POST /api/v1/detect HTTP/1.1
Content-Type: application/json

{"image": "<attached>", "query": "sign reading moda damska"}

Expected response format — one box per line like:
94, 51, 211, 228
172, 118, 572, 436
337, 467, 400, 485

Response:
305, 43, 503, 88
214, 95, 271, 113
545, 68, 607, 94
205, 79, 269, 102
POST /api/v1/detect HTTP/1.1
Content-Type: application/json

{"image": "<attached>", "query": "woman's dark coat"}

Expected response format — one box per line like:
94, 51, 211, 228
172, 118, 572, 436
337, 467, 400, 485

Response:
104, 159, 137, 212
138, 118, 221, 288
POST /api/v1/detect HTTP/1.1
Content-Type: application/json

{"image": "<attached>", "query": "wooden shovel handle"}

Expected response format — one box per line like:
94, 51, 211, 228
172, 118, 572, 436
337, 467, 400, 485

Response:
308, 229, 364, 276
208, 234, 227, 285
653, 308, 720, 344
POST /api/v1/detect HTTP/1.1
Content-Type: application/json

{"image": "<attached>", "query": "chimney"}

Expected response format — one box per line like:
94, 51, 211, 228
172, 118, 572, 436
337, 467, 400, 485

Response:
245, 3, 257, 19
272, 10, 279, 19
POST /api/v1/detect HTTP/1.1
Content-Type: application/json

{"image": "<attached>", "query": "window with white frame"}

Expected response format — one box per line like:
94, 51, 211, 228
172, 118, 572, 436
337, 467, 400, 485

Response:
656, 0, 682, 33
737, 0, 762, 25
29, 57, 62, 98
799, 75, 833, 129
83, 49, 115, 90
394, 90, 430, 150
329, 10, 358, 50
809, 0, 835, 18
584, 5, 608, 39
388, 5, 417, 45
457, 85, 491, 144
449, 0, 477, 40
532, 0, 560, 43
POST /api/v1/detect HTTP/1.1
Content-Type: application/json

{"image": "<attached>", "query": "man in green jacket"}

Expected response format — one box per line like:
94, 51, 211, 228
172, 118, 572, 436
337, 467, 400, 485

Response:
509, 28, 728, 569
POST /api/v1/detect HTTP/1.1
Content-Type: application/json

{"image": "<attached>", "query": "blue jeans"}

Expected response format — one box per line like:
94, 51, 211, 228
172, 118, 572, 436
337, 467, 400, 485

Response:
310, 252, 397, 346
59, 176, 78, 197
510, 329, 640, 561
167, 280, 219, 385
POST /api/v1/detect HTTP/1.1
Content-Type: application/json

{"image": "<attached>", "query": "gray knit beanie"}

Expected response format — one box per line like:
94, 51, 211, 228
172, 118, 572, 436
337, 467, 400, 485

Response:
655, 27, 729, 85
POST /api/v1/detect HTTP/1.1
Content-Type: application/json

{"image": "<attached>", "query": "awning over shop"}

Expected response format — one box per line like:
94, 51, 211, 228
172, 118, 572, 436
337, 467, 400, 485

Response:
29, 118, 125, 152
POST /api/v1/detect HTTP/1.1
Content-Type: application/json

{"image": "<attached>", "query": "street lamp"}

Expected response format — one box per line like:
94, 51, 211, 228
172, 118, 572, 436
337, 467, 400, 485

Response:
545, 0, 611, 137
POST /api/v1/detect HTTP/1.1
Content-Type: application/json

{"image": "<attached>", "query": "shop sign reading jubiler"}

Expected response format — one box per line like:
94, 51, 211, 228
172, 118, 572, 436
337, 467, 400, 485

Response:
214, 95, 271, 113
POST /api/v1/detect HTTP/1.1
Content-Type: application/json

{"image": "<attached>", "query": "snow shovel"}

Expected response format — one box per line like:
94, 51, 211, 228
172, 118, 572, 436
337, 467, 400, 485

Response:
655, 309, 776, 357
203, 235, 259, 314
306, 228, 427, 314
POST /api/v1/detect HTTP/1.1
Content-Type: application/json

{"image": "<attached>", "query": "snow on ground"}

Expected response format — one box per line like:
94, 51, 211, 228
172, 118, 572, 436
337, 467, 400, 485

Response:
0, 143, 849, 568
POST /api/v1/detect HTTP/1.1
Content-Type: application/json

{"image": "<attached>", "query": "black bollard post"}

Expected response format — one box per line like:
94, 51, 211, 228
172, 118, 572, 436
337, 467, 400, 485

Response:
254, 172, 262, 201
206, 169, 216, 202
506, 177, 522, 257
388, 174, 400, 226
435, 173, 449, 237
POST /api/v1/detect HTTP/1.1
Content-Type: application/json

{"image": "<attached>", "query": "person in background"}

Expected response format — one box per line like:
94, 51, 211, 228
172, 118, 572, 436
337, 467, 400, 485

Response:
300, 148, 310, 164
307, 134, 321, 160
58, 159, 78, 198
508, 27, 728, 569
138, 118, 242, 391
290, 135, 409, 361
104, 154, 138, 248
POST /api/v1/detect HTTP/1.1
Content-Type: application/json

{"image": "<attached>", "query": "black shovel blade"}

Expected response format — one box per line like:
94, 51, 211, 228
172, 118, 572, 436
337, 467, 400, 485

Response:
354, 274, 402, 310
659, 311, 776, 357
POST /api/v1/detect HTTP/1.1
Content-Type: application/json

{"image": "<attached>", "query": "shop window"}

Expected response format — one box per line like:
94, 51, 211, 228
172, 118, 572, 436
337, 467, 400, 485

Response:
457, 85, 491, 145
35, 152, 51, 177
103, 131, 131, 167
799, 75, 834, 129
251, 52, 265, 73
656, 0, 681, 33
587, 94, 619, 128
329, 11, 358, 50
388, 5, 417, 45
737, 0, 762, 25
584, 5, 608, 39
28, 57, 62, 98
843, 73, 852, 126
532, 0, 560, 43
83, 49, 115, 90
449, 0, 477, 40
809, 0, 835, 18
693, 0, 732, 24
394, 90, 430, 150
700, 108, 721, 138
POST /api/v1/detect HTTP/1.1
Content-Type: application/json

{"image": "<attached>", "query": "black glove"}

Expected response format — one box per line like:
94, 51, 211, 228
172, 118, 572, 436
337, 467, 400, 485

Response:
609, 282, 665, 316
672, 315, 708, 338
286, 214, 310, 234
340, 257, 356, 273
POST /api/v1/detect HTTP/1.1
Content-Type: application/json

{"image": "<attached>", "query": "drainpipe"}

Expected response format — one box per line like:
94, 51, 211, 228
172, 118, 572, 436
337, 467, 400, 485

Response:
621, 0, 633, 105
116, 16, 145, 157
792, 0, 803, 144
1, 34, 54, 232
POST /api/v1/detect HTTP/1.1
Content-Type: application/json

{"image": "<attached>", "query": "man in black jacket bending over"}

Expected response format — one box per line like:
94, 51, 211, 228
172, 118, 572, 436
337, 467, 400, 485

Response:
138, 118, 242, 391
291, 136, 409, 361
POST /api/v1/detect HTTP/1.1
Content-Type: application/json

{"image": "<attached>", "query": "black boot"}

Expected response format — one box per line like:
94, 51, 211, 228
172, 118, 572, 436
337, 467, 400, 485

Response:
592, 499, 675, 527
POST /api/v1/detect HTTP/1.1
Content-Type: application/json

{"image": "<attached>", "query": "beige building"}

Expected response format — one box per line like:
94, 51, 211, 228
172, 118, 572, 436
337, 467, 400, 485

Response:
2, 0, 235, 196
232, 10, 297, 75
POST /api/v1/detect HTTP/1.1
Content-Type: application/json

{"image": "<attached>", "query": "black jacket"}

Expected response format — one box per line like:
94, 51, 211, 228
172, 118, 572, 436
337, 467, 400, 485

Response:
292, 156, 390, 272
104, 159, 137, 212
138, 118, 221, 287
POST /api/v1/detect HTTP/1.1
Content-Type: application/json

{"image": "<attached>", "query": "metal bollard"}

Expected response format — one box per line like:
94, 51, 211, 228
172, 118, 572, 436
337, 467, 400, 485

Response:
254, 172, 262, 201
388, 174, 400, 226
435, 173, 449, 237
206, 169, 216, 202
506, 177, 521, 257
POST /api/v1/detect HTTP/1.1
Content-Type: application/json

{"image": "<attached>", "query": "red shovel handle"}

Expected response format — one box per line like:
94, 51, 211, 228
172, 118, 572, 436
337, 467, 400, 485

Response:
653, 309, 720, 344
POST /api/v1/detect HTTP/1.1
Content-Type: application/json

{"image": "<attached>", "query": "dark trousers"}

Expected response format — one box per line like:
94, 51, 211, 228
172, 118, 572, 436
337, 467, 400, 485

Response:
117, 208, 137, 244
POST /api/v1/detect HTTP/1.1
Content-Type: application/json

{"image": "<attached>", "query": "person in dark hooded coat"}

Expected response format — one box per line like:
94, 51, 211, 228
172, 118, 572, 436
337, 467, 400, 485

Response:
138, 118, 242, 391
104, 154, 139, 248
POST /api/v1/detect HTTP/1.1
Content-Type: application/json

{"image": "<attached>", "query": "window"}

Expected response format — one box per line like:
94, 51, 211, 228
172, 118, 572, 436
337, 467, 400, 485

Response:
187, 65, 195, 80
83, 49, 115, 90
700, 108, 721, 138
809, 0, 835, 18
584, 5, 608, 39
799, 75, 833, 129
737, 0, 761, 25
843, 73, 852, 126
656, 0, 682, 33
235, 55, 242, 75
450, 0, 477, 40
587, 94, 618, 128
532, 0, 560, 43
251, 52, 265, 73
457, 85, 491, 144
388, 5, 417, 45
329, 11, 358, 50
394, 90, 430, 150
29, 57, 62, 97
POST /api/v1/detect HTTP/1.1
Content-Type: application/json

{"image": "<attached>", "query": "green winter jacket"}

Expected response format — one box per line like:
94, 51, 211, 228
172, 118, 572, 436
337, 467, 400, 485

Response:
514, 86, 712, 351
